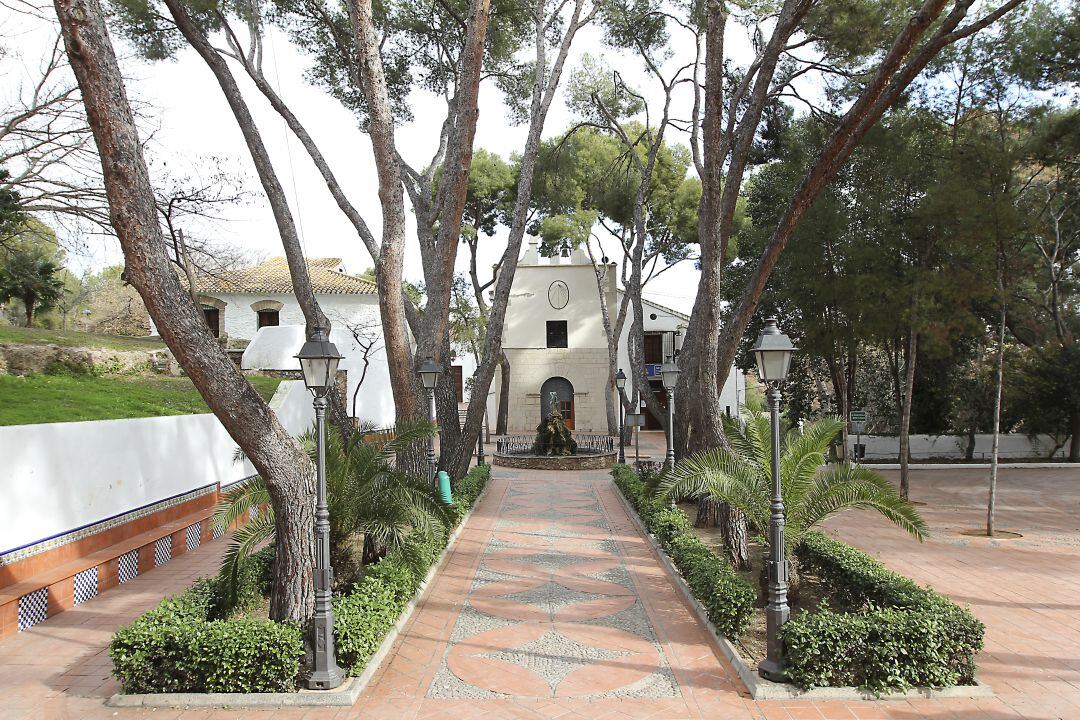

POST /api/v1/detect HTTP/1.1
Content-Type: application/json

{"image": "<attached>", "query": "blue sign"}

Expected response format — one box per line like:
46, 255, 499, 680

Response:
646, 363, 662, 378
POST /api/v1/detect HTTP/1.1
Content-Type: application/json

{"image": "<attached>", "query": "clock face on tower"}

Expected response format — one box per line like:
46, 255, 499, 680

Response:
548, 280, 570, 310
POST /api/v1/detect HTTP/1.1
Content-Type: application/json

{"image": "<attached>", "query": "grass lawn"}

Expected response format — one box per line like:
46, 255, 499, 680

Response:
0, 373, 282, 425
0, 325, 166, 352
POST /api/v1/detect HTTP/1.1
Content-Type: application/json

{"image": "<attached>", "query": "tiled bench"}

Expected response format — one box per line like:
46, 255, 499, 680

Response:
0, 485, 239, 638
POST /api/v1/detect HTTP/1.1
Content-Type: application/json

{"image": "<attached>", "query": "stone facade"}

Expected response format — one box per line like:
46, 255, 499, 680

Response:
502, 347, 611, 432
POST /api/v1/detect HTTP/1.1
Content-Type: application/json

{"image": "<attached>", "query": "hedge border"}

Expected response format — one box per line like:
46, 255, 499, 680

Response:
610, 464, 992, 701
108, 464, 492, 707
785, 531, 986, 692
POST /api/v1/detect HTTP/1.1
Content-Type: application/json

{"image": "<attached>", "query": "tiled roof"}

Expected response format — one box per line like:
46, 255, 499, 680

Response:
193, 257, 377, 296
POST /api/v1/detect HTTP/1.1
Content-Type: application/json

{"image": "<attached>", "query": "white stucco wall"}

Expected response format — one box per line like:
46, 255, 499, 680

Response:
0, 381, 313, 557
858, 433, 1067, 460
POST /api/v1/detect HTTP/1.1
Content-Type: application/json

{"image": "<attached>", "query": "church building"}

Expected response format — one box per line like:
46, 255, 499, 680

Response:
494, 241, 744, 433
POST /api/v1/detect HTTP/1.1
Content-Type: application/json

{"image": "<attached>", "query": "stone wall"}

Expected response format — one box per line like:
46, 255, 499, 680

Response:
492, 451, 616, 470
0, 343, 153, 376
503, 347, 611, 432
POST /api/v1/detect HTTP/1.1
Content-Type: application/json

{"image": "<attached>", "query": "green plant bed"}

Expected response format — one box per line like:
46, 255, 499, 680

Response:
785, 532, 984, 691
611, 464, 984, 694
110, 464, 492, 694
612, 464, 755, 638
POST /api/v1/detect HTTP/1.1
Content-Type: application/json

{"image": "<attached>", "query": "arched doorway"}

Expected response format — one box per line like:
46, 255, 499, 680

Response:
540, 376, 575, 430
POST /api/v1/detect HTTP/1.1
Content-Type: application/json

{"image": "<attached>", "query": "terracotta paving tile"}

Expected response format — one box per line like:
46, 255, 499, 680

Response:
0, 443, 1077, 719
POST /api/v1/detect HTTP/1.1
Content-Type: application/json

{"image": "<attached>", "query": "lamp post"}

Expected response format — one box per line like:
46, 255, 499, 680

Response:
615, 369, 627, 464
474, 374, 486, 466
418, 356, 442, 482
295, 328, 345, 690
660, 356, 680, 470
751, 317, 796, 682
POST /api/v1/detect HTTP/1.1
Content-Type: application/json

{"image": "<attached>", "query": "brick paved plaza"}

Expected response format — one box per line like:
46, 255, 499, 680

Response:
0, 435, 1076, 719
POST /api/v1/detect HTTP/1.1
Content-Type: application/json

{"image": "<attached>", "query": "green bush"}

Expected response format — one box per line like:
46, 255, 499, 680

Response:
612, 464, 755, 638
112, 465, 492, 692
334, 463, 491, 676
110, 548, 301, 694
784, 532, 985, 691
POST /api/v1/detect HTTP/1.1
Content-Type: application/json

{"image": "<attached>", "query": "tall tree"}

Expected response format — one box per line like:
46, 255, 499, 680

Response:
54, 0, 319, 626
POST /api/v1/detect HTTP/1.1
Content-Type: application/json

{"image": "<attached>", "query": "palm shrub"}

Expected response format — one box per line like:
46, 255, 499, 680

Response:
659, 408, 926, 598
215, 419, 450, 604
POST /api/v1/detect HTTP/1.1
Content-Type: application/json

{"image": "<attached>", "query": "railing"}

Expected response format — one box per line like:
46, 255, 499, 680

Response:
497, 433, 615, 455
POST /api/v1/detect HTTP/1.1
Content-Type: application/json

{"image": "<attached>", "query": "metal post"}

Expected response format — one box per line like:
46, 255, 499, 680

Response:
477, 419, 486, 466
759, 383, 789, 682
427, 387, 437, 482
665, 392, 676, 470
618, 400, 626, 464
307, 395, 344, 689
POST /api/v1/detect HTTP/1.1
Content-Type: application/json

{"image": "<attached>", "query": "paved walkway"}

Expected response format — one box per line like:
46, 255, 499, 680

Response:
0, 441, 1077, 719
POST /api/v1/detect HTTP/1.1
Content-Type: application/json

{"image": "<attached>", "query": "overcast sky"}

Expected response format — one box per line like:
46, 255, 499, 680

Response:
5, 4, 774, 316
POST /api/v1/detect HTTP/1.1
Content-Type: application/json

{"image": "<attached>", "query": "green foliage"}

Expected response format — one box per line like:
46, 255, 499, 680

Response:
612, 464, 755, 638
784, 532, 985, 691
334, 463, 490, 675
0, 373, 280, 426
217, 418, 450, 595
0, 244, 66, 326
660, 409, 927, 569
109, 548, 301, 694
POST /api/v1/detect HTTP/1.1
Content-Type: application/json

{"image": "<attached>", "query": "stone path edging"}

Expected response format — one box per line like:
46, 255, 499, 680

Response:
105, 479, 492, 709
611, 484, 995, 702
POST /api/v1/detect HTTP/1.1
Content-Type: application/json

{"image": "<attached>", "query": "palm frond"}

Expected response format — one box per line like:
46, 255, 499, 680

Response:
212, 476, 274, 536
218, 512, 276, 606
662, 449, 771, 532
795, 464, 928, 542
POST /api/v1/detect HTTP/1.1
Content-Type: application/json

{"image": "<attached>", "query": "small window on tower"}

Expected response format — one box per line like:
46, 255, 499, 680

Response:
257, 309, 280, 329
546, 320, 568, 348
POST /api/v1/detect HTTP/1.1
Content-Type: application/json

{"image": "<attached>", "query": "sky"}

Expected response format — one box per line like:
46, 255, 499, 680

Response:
4, 2, 767, 316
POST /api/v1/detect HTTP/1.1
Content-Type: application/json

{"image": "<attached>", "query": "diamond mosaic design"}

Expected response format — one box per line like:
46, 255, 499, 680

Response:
18, 587, 48, 631
154, 535, 172, 567
118, 549, 139, 584
185, 522, 202, 552
213, 520, 225, 539
430, 481, 678, 699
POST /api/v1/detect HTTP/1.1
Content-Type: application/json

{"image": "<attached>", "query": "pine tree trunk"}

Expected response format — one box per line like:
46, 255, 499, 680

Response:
496, 352, 511, 435
55, 0, 316, 622
987, 300, 1006, 536
1070, 410, 1080, 462
899, 331, 918, 500
694, 497, 719, 528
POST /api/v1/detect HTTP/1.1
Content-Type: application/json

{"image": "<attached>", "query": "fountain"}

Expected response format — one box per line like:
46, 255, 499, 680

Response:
493, 392, 617, 470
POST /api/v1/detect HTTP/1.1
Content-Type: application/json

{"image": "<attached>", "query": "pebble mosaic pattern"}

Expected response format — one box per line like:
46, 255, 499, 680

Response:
429, 481, 680, 699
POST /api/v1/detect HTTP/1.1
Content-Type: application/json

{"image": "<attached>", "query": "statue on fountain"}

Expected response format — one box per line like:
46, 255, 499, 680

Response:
533, 391, 578, 456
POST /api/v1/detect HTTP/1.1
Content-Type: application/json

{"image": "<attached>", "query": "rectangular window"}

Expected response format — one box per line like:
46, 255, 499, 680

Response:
257, 309, 280, 328
202, 307, 220, 338
546, 320, 568, 348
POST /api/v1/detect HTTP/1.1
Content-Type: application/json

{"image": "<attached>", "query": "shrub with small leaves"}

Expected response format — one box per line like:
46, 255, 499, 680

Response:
612, 463, 755, 639
784, 532, 985, 690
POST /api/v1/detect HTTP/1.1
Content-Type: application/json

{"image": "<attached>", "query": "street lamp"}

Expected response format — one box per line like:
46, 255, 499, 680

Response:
750, 317, 796, 682
474, 373, 486, 466
417, 356, 442, 481
295, 328, 345, 690
660, 356, 680, 470
615, 369, 627, 464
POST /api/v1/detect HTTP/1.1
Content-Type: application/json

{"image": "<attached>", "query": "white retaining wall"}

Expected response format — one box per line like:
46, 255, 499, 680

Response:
0, 380, 313, 557
855, 433, 1065, 460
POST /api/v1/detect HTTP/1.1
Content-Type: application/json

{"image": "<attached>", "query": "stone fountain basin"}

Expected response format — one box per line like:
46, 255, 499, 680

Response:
492, 450, 617, 471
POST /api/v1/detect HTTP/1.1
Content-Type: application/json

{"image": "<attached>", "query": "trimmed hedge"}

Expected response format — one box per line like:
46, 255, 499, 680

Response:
784, 532, 985, 691
612, 464, 755, 638
335, 462, 491, 676
110, 547, 302, 694
111, 464, 492, 693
